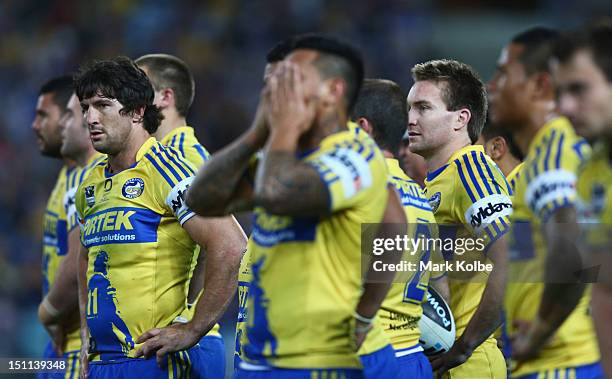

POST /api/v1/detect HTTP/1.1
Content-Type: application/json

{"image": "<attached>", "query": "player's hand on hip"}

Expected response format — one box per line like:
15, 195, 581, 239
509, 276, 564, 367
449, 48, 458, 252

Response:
351, 319, 372, 350
135, 323, 200, 367
429, 337, 473, 375
263, 61, 316, 136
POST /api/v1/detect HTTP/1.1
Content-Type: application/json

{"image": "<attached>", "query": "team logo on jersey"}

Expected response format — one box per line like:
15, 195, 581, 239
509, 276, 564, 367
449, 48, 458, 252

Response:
122, 178, 144, 199
428, 192, 441, 213
85, 185, 95, 207
104, 178, 113, 192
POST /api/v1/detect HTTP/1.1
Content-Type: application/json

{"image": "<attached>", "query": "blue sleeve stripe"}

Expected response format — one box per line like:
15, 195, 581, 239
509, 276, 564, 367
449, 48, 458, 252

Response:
356, 142, 364, 154
179, 132, 186, 157
485, 225, 494, 241
164, 145, 197, 175
170, 134, 177, 147
462, 155, 485, 199
573, 139, 588, 162
70, 169, 78, 188
455, 160, 477, 203
144, 153, 175, 187
194, 144, 210, 162
543, 130, 557, 172
492, 220, 501, 235
78, 166, 88, 184
472, 152, 495, 195
533, 146, 542, 177
152, 146, 184, 183
157, 145, 190, 178
500, 217, 508, 229
481, 153, 507, 194
555, 133, 565, 169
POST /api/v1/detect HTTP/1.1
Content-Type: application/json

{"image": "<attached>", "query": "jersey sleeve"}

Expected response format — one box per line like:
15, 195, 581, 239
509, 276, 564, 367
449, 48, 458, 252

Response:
454, 152, 513, 251
306, 139, 382, 212
144, 143, 199, 225
524, 132, 591, 222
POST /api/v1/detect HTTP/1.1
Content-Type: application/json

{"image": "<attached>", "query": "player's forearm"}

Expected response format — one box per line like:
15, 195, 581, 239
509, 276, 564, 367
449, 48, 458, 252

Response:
186, 132, 260, 216
42, 230, 81, 323
188, 247, 242, 337
460, 237, 507, 351
592, 283, 612, 378
535, 209, 585, 341
356, 188, 405, 318
77, 246, 89, 348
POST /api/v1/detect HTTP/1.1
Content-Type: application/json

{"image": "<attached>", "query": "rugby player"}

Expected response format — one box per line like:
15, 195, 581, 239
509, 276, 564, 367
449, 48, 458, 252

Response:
351, 78, 438, 378
488, 27, 602, 378
186, 34, 400, 378
32, 75, 76, 378
38, 90, 104, 378
407, 59, 510, 378
72, 56, 246, 378
399, 132, 427, 188
553, 23, 612, 378
479, 123, 523, 192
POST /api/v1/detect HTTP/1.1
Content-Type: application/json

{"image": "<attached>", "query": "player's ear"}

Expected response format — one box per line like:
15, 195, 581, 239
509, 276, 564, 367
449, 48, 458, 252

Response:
454, 108, 471, 131
131, 106, 146, 124
489, 137, 507, 160
357, 117, 373, 136
321, 78, 346, 107
532, 72, 554, 100
158, 88, 174, 109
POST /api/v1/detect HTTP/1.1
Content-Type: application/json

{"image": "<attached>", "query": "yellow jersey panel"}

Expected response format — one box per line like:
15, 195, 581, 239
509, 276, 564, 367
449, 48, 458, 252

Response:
242, 129, 390, 369
506, 117, 599, 376
76, 138, 199, 361
424, 144, 512, 339
370, 158, 438, 351
43, 165, 73, 297
507, 162, 524, 195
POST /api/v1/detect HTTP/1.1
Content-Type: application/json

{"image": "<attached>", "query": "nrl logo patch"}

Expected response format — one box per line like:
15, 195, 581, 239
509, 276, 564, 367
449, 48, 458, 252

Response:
122, 178, 145, 199
427, 192, 442, 213
85, 185, 95, 207
428, 192, 441, 213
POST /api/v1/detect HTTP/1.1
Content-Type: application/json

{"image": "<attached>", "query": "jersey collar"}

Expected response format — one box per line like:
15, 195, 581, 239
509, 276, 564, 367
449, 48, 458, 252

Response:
159, 126, 194, 146
426, 144, 485, 182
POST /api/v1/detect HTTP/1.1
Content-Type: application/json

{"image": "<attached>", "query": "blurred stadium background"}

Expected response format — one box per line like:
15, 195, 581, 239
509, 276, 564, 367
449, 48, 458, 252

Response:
1, 0, 610, 377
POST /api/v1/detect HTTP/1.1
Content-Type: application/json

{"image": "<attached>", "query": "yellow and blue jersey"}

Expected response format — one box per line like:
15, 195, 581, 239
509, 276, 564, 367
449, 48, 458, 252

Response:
360, 158, 438, 353
241, 128, 390, 369
506, 117, 599, 377
577, 141, 612, 250
42, 165, 73, 297
424, 144, 512, 339
75, 137, 199, 362
159, 126, 222, 339
507, 162, 524, 195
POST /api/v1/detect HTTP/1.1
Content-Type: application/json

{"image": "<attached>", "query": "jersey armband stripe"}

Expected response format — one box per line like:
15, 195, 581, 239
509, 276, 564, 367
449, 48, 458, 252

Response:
555, 133, 565, 169
163, 145, 196, 175
179, 132, 185, 156
194, 144, 209, 161
152, 146, 184, 183
543, 130, 557, 172
145, 153, 176, 187
471, 152, 494, 195
171, 150, 196, 175
455, 160, 477, 203
480, 153, 505, 195
462, 155, 486, 199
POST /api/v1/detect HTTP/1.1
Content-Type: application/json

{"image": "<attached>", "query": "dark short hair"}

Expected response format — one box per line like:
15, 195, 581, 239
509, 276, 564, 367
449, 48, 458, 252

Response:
266, 38, 294, 63
288, 33, 364, 112
553, 22, 612, 82
481, 122, 523, 160
74, 56, 163, 134
135, 54, 195, 117
39, 75, 74, 110
511, 27, 559, 75
351, 79, 407, 156
411, 59, 487, 144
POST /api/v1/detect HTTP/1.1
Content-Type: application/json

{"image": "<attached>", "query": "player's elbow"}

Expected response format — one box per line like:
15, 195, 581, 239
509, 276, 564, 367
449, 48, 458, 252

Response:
253, 186, 292, 215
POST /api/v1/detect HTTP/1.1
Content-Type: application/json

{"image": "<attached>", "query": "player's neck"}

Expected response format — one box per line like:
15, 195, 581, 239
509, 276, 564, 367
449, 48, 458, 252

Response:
107, 128, 150, 174
425, 138, 471, 173
514, 102, 557, 156
74, 145, 98, 167
154, 109, 187, 141
382, 150, 395, 159
300, 112, 347, 150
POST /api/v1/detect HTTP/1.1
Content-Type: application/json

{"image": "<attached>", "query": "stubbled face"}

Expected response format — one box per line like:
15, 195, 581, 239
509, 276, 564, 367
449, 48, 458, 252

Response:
80, 94, 133, 155
554, 50, 612, 139
406, 80, 457, 158
60, 94, 89, 160
488, 43, 532, 131
32, 93, 63, 157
